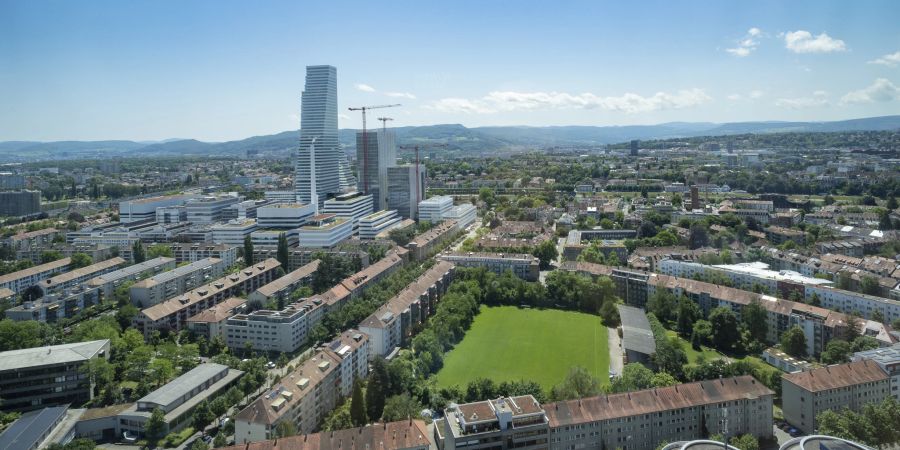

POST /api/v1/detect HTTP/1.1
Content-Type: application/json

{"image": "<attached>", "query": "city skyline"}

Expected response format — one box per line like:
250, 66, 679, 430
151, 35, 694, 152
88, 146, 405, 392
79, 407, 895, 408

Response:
2, 0, 900, 142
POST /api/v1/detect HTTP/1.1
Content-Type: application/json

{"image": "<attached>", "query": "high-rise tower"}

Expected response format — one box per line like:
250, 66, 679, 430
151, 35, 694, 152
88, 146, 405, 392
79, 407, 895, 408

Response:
295, 65, 340, 205
356, 129, 397, 211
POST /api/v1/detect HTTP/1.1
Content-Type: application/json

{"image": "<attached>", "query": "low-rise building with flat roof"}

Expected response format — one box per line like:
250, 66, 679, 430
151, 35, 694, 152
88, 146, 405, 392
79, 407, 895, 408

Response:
435, 395, 549, 450
0, 340, 110, 413
852, 342, 900, 401
617, 305, 656, 367
297, 214, 353, 248
358, 210, 403, 240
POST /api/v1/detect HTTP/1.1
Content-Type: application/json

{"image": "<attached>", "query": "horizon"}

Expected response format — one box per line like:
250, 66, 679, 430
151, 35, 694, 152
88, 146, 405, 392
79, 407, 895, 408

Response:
3, 1, 900, 142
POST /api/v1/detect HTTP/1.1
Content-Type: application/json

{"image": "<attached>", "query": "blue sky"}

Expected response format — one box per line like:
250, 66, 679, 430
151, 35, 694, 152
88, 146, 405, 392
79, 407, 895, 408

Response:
2, 0, 900, 141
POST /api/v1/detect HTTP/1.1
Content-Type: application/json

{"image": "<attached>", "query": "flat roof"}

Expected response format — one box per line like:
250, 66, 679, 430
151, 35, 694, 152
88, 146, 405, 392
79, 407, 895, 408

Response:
0, 406, 68, 450
138, 363, 229, 408
0, 340, 109, 371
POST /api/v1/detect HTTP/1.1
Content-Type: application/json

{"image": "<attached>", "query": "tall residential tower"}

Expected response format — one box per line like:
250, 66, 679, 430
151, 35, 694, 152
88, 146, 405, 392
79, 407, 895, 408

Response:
295, 65, 342, 205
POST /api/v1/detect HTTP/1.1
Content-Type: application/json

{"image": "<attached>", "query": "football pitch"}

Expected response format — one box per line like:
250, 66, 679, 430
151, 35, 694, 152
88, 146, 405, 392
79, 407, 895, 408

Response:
433, 306, 610, 391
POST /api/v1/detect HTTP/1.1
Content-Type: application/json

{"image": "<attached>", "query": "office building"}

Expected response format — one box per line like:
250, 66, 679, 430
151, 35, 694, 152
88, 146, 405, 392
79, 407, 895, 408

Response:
235, 331, 369, 442
248, 259, 320, 305
264, 190, 297, 204
630, 139, 639, 156
220, 420, 430, 450
0, 340, 110, 413
115, 363, 243, 438
852, 342, 900, 401
387, 165, 427, 220
133, 259, 281, 337
37, 257, 125, 295
119, 195, 190, 223
223, 199, 271, 221
0, 172, 25, 190
545, 376, 774, 450
155, 205, 187, 224
170, 243, 238, 267
0, 190, 41, 217
185, 195, 242, 224
435, 396, 550, 450
359, 261, 455, 359
250, 229, 299, 249
323, 192, 374, 227
418, 196, 453, 223
85, 256, 176, 298
0, 257, 71, 294
297, 214, 353, 248
129, 257, 226, 307
438, 251, 538, 281
356, 129, 397, 210
256, 203, 316, 229
186, 297, 248, 341
295, 65, 341, 205
358, 210, 403, 240
211, 219, 259, 245
782, 360, 890, 434
444, 203, 477, 230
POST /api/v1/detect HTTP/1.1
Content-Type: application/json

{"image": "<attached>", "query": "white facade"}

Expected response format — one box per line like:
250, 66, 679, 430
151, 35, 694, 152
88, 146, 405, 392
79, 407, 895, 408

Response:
185, 196, 242, 224
322, 192, 374, 227
225, 300, 324, 353
418, 195, 453, 223
250, 229, 299, 248
357, 210, 402, 240
119, 195, 190, 223
211, 219, 259, 245
295, 65, 342, 205
264, 191, 297, 204
444, 203, 477, 230
256, 203, 316, 229
297, 218, 353, 248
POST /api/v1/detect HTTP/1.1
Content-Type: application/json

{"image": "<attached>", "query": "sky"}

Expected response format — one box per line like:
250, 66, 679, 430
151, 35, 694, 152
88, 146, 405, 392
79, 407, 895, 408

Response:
2, 0, 900, 142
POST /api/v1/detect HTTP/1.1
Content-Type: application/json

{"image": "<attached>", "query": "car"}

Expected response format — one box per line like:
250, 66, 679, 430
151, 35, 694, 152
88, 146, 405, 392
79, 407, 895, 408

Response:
266, 361, 276, 369
789, 428, 800, 437
219, 417, 230, 427
203, 435, 214, 444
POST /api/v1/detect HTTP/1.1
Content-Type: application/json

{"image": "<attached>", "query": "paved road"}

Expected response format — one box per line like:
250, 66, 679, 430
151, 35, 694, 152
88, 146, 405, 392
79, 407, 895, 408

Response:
607, 325, 623, 377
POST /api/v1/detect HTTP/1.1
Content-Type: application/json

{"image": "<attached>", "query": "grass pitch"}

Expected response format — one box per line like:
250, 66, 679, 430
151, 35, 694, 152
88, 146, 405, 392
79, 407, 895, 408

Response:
433, 306, 609, 390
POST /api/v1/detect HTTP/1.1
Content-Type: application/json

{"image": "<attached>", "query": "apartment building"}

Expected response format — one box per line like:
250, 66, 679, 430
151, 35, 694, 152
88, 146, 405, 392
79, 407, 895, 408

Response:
359, 261, 455, 359
782, 360, 890, 434
338, 250, 406, 299
170, 243, 238, 267
85, 256, 176, 298
133, 259, 280, 337
438, 251, 539, 281
6, 284, 102, 322
4, 228, 60, 252
225, 297, 323, 353
408, 219, 458, 261
358, 210, 403, 240
248, 260, 320, 305
852, 343, 900, 401
0, 340, 110, 413
235, 331, 369, 443
765, 226, 806, 246
435, 395, 550, 450
546, 376, 773, 450
220, 420, 430, 450
129, 257, 226, 307
186, 297, 248, 341
0, 257, 71, 294
38, 257, 125, 294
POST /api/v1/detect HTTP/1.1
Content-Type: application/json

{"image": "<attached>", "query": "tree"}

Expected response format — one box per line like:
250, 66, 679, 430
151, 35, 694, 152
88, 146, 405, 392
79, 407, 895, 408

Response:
275, 420, 296, 438
887, 196, 898, 210
350, 380, 367, 426
650, 372, 678, 387
691, 320, 713, 349
132, 240, 146, 263
609, 363, 654, 392
149, 358, 175, 387
672, 193, 682, 207
70, 252, 93, 269
243, 235, 254, 267
366, 358, 388, 420
40, 250, 64, 263
742, 299, 768, 344
190, 439, 210, 450
531, 240, 558, 270
688, 223, 709, 249
192, 399, 215, 431
647, 290, 678, 327
820, 339, 852, 364
147, 244, 173, 258
81, 357, 114, 396
550, 366, 601, 401
213, 433, 227, 448
653, 337, 688, 379
145, 407, 167, 444
381, 394, 421, 422
781, 325, 807, 357
676, 296, 699, 336
708, 307, 741, 351
277, 233, 290, 270
729, 434, 759, 450
860, 276, 881, 296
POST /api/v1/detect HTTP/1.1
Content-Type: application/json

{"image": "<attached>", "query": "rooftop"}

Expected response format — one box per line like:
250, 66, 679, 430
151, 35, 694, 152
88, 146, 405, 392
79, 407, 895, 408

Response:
131, 257, 222, 288
0, 406, 68, 450
254, 260, 320, 297
0, 257, 71, 285
39, 257, 125, 289
186, 297, 247, 324
0, 340, 109, 371
617, 305, 656, 355
138, 363, 230, 408
218, 419, 431, 450
782, 360, 888, 392
87, 256, 175, 286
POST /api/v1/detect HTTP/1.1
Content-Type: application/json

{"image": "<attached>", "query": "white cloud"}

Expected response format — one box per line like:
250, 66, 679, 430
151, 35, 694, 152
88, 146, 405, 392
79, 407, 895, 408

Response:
840, 78, 900, 104
428, 88, 711, 114
385, 92, 417, 99
868, 51, 900, 67
749, 90, 764, 99
775, 91, 829, 109
783, 30, 847, 53
726, 28, 763, 57
727, 94, 742, 101
354, 83, 376, 92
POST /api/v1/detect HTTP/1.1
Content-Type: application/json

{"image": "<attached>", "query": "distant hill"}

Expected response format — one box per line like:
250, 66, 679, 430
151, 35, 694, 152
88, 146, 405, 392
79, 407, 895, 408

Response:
3, 115, 899, 162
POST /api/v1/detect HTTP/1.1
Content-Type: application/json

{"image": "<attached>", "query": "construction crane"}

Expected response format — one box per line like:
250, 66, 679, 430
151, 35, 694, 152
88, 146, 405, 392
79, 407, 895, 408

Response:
377, 117, 393, 132
348, 104, 400, 194
399, 143, 447, 206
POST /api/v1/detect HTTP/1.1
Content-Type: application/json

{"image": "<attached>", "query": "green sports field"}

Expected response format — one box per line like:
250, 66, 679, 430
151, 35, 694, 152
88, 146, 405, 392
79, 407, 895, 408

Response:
433, 306, 609, 390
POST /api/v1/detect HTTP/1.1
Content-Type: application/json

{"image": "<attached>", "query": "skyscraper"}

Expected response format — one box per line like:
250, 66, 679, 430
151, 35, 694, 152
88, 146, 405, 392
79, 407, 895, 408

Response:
630, 140, 639, 156
387, 165, 427, 220
295, 65, 341, 205
356, 129, 397, 211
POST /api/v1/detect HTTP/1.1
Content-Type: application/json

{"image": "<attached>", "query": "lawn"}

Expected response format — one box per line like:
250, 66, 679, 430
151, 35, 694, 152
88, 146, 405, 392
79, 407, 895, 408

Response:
666, 330, 722, 364
433, 306, 609, 390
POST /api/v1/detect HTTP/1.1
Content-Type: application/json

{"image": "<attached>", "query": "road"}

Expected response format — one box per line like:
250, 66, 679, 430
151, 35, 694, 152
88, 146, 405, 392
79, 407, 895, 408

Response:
607, 325, 623, 378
